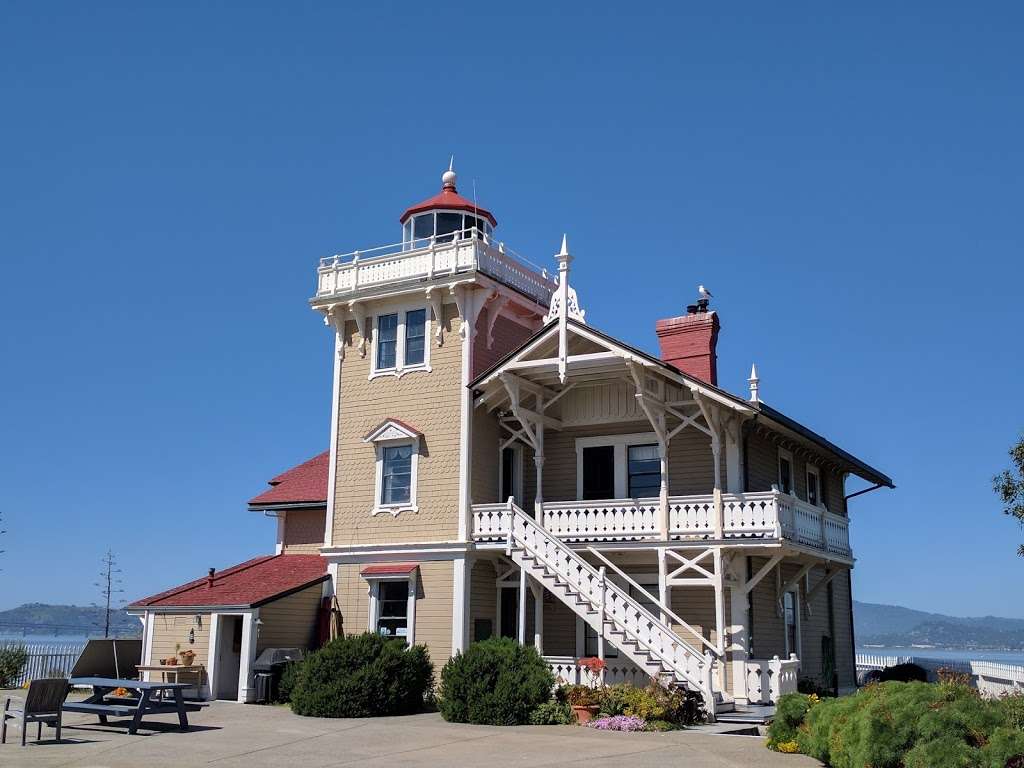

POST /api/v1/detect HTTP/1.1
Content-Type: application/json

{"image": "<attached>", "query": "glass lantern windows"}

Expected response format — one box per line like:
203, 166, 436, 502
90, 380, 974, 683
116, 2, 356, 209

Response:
402, 211, 493, 249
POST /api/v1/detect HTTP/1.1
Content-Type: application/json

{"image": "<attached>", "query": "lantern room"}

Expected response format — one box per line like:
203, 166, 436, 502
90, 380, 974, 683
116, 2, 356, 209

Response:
399, 164, 497, 249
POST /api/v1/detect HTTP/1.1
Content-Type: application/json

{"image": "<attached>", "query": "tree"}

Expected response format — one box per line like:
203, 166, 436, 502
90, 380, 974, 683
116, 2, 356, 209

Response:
993, 435, 1024, 556
93, 550, 124, 638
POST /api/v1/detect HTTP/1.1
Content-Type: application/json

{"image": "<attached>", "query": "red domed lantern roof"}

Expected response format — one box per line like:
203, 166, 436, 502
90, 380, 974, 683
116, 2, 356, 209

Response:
399, 165, 497, 227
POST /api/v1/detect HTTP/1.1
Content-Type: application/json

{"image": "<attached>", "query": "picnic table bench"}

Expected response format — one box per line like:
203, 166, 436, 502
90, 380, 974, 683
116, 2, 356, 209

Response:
65, 678, 202, 735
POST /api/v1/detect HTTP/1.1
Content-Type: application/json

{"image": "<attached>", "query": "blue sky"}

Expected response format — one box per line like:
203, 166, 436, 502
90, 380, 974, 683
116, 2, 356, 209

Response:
1, 2, 1021, 619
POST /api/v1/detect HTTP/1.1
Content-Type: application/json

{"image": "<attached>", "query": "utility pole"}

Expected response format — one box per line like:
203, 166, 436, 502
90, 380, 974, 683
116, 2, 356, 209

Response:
94, 550, 124, 638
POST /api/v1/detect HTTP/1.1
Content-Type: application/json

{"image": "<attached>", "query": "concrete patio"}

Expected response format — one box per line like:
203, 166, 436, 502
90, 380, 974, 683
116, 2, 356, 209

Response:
0, 697, 818, 767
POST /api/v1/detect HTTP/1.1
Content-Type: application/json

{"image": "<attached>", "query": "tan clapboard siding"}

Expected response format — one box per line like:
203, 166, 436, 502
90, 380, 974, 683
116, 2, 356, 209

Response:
749, 556, 786, 661
831, 570, 856, 688
472, 411, 501, 506
334, 563, 371, 638
149, 613, 210, 689
282, 508, 326, 553
542, 598, 577, 656
413, 560, 454, 665
799, 564, 830, 684
333, 305, 463, 546
256, 583, 322, 653
469, 559, 497, 642
747, 432, 848, 516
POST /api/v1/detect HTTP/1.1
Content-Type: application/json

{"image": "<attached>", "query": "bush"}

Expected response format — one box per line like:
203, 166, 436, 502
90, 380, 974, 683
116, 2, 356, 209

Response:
0, 645, 28, 688
563, 683, 603, 707
1001, 693, 1024, 731
529, 700, 573, 725
438, 637, 554, 725
596, 681, 706, 727
904, 735, 982, 768
645, 719, 680, 732
798, 676, 835, 697
766, 692, 817, 748
878, 663, 928, 683
289, 633, 433, 718
982, 727, 1024, 768
275, 660, 302, 704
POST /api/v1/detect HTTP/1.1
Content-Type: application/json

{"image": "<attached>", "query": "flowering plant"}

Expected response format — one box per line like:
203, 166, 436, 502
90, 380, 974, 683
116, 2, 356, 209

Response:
577, 657, 606, 675
587, 715, 647, 731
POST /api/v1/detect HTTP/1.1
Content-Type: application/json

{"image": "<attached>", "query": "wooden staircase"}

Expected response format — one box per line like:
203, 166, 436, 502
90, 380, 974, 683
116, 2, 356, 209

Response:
500, 501, 726, 717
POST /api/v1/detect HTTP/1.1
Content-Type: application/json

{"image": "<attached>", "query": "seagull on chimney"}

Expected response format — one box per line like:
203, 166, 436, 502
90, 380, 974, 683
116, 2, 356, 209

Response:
698, 284, 713, 300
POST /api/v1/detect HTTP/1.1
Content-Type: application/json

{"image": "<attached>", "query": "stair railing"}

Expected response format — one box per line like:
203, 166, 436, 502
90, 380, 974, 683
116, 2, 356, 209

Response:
501, 499, 715, 705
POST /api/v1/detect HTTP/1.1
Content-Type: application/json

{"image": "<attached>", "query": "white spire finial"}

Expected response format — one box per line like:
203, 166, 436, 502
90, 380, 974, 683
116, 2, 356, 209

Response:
559, 233, 569, 257
441, 157, 457, 190
748, 363, 760, 403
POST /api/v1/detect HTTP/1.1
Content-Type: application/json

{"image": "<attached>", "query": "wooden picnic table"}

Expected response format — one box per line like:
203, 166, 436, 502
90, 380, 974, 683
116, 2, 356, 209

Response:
64, 678, 200, 735
135, 664, 205, 698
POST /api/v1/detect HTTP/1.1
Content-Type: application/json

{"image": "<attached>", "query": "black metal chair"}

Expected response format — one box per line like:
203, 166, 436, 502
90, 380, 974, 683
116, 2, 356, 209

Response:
2, 678, 70, 746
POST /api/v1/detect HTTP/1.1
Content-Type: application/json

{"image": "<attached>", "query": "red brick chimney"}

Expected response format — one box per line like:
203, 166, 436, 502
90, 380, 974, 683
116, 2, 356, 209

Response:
655, 305, 720, 385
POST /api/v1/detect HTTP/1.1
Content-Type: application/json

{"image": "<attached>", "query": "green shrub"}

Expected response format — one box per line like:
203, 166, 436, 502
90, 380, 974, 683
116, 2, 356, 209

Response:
1001, 693, 1024, 731
982, 727, 1024, 768
597, 681, 705, 726
798, 692, 860, 763
0, 645, 28, 687
289, 633, 433, 718
275, 660, 303, 704
563, 683, 603, 707
766, 692, 816, 748
438, 637, 554, 725
529, 700, 573, 725
645, 719, 680, 732
904, 735, 982, 768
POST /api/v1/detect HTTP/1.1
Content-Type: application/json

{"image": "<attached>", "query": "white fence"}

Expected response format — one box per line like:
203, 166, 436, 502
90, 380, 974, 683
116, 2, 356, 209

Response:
544, 656, 652, 688
856, 653, 1024, 698
744, 655, 801, 705
1, 642, 85, 688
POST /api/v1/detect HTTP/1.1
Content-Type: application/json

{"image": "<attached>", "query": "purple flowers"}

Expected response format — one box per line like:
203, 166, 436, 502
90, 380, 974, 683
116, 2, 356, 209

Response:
587, 715, 647, 732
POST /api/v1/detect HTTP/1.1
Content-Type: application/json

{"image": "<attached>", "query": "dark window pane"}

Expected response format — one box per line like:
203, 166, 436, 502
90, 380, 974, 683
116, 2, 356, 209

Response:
435, 212, 461, 242
501, 447, 516, 503
779, 457, 792, 494
582, 446, 616, 500
376, 313, 398, 369
376, 581, 408, 639
627, 444, 660, 498
500, 587, 518, 638
381, 444, 412, 504
807, 472, 819, 505
405, 309, 426, 366
413, 214, 433, 242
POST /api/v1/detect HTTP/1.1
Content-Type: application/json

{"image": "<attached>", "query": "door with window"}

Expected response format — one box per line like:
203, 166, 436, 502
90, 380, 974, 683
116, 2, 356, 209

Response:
581, 446, 615, 499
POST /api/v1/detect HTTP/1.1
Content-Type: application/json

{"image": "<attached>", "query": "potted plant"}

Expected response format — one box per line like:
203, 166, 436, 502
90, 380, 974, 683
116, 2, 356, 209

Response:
564, 684, 602, 724
179, 649, 196, 667
578, 656, 606, 687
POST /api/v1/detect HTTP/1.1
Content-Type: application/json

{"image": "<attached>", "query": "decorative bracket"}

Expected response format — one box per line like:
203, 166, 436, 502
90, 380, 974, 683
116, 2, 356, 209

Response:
426, 288, 444, 347
349, 301, 367, 358
483, 291, 508, 350
324, 304, 347, 359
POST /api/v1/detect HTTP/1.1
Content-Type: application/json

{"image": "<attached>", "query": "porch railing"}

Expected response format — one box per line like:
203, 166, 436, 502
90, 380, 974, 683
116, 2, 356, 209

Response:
314, 229, 556, 307
744, 654, 800, 705
544, 656, 652, 688
472, 490, 851, 556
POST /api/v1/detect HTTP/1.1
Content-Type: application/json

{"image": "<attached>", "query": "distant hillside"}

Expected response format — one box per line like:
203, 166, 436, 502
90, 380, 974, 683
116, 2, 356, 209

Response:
0, 603, 140, 638
854, 601, 1024, 651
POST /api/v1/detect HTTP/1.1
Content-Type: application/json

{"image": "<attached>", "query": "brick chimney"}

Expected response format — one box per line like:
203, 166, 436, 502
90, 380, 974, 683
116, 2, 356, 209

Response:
655, 304, 720, 385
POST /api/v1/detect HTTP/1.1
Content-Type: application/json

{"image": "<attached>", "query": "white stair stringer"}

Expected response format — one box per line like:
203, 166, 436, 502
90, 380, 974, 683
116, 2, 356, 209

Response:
501, 503, 722, 716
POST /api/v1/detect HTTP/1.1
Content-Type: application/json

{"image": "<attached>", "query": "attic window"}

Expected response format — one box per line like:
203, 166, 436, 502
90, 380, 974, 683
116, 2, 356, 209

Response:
364, 419, 422, 516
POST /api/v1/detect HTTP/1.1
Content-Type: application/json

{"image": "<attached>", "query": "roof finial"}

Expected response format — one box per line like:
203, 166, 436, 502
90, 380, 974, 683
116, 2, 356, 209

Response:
558, 233, 569, 259
441, 157, 457, 191
748, 363, 760, 403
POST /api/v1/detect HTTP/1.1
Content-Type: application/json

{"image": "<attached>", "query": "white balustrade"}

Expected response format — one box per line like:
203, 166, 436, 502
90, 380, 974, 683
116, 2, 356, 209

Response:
473, 490, 850, 557
542, 498, 659, 541
744, 654, 800, 705
544, 656, 650, 688
315, 230, 556, 307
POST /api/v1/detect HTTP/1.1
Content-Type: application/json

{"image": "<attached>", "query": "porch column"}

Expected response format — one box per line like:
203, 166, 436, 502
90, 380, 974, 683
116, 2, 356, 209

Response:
658, 548, 669, 625
713, 549, 727, 691
533, 414, 545, 520
658, 438, 670, 539
451, 554, 473, 654
530, 580, 544, 653
711, 432, 724, 538
518, 567, 527, 644
725, 418, 743, 493
238, 611, 259, 703
728, 559, 750, 703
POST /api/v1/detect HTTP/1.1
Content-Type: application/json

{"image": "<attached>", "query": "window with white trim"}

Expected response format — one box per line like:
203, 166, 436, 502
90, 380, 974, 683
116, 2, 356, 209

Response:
575, 433, 660, 500
371, 305, 431, 377
499, 444, 523, 506
778, 448, 794, 495
367, 576, 417, 645
806, 464, 821, 507
365, 420, 421, 516
784, 589, 800, 658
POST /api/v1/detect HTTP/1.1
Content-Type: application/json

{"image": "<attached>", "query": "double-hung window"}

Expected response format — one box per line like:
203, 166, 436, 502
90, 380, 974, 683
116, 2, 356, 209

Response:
375, 581, 410, 640
364, 419, 421, 516
576, 434, 661, 500
372, 306, 430, 377
778, 448, 794, 495
627, 444, 661, 498
806, 464, 821, 507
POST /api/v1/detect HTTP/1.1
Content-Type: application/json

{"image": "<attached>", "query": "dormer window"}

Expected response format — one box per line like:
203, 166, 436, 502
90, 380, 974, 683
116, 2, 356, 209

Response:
364, 419, 422, 516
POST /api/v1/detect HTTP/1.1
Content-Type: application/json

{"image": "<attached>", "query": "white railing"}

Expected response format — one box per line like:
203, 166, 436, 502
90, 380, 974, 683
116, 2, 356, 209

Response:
744, 654, 800, 705
472, 490, 851, 557
0, 641, 85, 687
856, 653, 1024, 698
543, 499, 659, 541
544, 656, 651, 688
315, 228, 556, 307
502, 502, 716, 707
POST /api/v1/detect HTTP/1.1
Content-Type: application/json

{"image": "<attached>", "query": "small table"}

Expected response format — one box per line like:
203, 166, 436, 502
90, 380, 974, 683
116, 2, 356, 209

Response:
136, 665, 205, 699
65, 678, 198, 735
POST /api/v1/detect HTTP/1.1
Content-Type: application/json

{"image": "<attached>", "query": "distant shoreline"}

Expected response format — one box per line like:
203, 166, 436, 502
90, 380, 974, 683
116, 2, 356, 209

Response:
857, 646, 1024, 666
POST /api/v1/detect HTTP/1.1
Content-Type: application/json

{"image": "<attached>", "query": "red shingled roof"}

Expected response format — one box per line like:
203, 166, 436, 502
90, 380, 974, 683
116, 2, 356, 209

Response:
248, 451, 329, 508
128, 554, 327, 609
360, 563, 419, 576
399, 187, 497, 227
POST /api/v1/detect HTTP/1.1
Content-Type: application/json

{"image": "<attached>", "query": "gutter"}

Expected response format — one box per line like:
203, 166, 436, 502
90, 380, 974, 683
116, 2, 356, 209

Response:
844, 483, 888, 502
